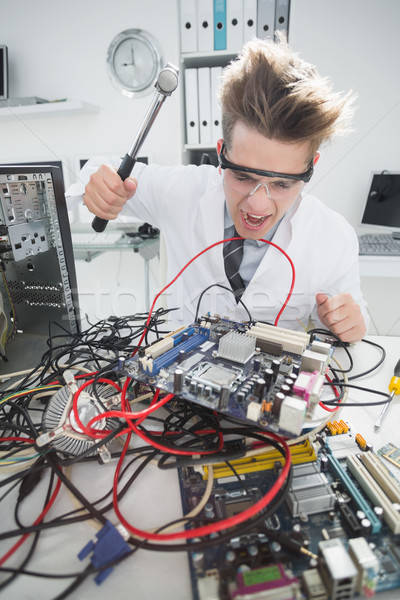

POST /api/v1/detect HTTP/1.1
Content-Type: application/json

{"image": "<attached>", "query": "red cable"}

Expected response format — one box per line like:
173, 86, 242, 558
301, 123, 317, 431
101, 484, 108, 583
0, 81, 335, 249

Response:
319, 373, 341, 413
128, 417, 224, 456
0, 437, 35, 444
71, 378, 122, 438
86, 394, 176, 437
119, 388, 224, 457
67, 237, 295, 439
0, 476, 62, 566
131, 236, 296, 358
112, 430, 291, 541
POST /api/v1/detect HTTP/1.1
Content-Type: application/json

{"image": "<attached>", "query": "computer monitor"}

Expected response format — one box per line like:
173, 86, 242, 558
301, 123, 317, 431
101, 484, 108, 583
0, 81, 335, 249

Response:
0, 164, 80, 371
360, 171, 400, 236
0, 45, 8, 100
1, 159, 66, 190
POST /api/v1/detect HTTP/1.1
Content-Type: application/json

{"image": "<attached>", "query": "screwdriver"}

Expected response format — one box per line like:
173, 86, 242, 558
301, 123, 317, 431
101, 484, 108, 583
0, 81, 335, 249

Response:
374, 358, 400, 431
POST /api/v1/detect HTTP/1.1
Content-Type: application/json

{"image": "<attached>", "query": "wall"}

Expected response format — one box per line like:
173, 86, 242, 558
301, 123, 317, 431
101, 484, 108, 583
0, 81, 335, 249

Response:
2, 0, 399, 331
289, 0, 400, 335
1, 0, 181, 187
289, 0, 400, 228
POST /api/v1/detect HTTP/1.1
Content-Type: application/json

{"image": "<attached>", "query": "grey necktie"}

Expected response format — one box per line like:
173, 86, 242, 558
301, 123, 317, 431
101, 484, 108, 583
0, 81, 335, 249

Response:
223, 231, 245, 300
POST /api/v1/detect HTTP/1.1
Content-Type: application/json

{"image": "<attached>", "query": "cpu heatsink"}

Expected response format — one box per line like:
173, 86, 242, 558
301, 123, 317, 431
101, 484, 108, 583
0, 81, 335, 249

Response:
38, 382, 120, 461
217, 331, 256, 364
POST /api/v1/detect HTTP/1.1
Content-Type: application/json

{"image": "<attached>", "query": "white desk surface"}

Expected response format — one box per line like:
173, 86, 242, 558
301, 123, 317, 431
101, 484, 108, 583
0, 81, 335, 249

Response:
0, 336, 400, 600
359, 255, 400, 278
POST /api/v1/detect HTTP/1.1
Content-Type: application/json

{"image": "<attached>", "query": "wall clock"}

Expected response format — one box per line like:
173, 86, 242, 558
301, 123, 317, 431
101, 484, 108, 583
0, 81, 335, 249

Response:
107, 29, 163, 97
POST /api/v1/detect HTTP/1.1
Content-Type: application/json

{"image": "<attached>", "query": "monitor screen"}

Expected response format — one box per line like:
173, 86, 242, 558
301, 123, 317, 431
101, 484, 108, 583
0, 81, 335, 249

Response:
360, 171, 400, 233
0, 45, 8, 100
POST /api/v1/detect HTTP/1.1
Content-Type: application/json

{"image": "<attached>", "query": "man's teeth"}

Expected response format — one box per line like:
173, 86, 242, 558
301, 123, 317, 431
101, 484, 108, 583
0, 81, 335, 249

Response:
243, 211, 267, 224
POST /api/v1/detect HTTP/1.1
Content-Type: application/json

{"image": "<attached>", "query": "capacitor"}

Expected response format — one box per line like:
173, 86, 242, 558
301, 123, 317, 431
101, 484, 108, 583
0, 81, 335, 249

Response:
117, 356, 126, 371
291, 363, 300, 377
271, 359, 281, 379
190, 381, 197, 394
270, 541, 281, 553
272, 392, 285, 416
173, 368, 183, 394
192, 551, 204, 569
263, 368, 274, 390
356, 510, 366, 521
237, 391, 245, 404
253, 358, 261, 372
361, 518, 372, 535
204, 385, 212, 398
279, 384, 291, 396
226, 550, 236, 564
204, 503, 215, 519
197, 383, 204, 395
320, 455, 329, 471
284, 377, 294, 389
178, 349, 186, 364
219, 385, 230, 409
253, 378, 265, 401
374, 506, 384, 521
248, 545, 258, 557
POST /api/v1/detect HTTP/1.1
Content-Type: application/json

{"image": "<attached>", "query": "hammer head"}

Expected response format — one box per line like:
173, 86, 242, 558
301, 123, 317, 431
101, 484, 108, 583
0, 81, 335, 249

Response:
156, 63, 179, 96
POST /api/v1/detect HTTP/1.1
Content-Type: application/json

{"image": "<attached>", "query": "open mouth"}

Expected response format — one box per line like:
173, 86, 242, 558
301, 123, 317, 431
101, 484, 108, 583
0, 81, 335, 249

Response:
241, 210, 269, 229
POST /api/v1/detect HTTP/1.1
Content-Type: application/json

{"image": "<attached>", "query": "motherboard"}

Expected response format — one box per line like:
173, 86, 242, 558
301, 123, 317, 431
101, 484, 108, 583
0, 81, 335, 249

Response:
123, 314, 333, 437
178, 427, 400, 600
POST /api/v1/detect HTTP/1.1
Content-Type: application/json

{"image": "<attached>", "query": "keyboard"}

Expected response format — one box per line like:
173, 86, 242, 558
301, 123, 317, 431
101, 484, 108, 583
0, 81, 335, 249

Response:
358, 233, 400, 256
71, 232, 126, 246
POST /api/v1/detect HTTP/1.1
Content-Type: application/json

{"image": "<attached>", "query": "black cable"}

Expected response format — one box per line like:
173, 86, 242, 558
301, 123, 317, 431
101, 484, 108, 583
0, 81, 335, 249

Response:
348, 337, 386, 380
50, 565, 92, 600
0, 468, 56, 592
322, 381, 391, 406
46, 453, 107, 526
307, 327, 354, 373
194, 283, 253, 323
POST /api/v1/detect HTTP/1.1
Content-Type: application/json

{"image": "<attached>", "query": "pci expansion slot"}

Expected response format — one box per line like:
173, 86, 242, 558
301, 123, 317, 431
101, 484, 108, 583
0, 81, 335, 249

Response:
326, 450, 381, 534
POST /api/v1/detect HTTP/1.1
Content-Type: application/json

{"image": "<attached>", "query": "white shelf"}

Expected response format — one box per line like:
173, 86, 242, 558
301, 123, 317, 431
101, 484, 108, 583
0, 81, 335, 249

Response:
0, 100, 99, 121
181, 50, 237, 68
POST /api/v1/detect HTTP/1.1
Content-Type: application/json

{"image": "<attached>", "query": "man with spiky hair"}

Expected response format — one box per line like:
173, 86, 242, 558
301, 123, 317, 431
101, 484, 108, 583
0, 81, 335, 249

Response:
67, 35, 368, 342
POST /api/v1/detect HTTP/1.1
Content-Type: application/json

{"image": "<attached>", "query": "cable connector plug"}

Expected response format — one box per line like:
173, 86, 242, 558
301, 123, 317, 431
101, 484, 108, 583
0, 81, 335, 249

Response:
78, 521, 131, 584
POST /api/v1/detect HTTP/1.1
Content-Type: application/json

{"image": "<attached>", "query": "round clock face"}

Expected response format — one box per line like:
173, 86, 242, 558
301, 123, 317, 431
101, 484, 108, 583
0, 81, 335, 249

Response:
107, 29, 163, 97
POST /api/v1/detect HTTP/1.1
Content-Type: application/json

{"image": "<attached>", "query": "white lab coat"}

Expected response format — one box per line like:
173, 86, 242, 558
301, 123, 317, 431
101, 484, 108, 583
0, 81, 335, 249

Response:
66, 158, 368, 332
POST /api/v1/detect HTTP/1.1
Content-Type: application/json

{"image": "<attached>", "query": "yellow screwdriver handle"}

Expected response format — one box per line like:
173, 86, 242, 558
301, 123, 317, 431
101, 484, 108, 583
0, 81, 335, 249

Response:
389, 376, 400, 395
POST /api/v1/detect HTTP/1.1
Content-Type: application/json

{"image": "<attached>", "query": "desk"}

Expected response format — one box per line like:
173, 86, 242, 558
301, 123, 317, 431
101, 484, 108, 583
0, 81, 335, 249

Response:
71, 225, 160, 311
0, 336, 399, 600
359, 255, 400, 278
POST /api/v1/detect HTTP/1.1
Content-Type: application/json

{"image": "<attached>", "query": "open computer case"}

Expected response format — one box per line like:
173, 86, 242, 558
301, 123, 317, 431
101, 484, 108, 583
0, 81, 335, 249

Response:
0, 164, 80, 373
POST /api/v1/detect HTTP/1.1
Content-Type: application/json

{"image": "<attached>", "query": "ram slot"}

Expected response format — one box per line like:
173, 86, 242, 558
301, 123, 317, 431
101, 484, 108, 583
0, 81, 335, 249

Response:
145, 330, 210, 375
326, 453, 381, 534
204, 440, 316, 480
346, 454, 400, 534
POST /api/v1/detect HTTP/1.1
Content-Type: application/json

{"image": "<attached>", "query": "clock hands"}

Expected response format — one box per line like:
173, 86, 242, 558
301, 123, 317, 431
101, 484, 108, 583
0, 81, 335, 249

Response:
122, 43, 135, 67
